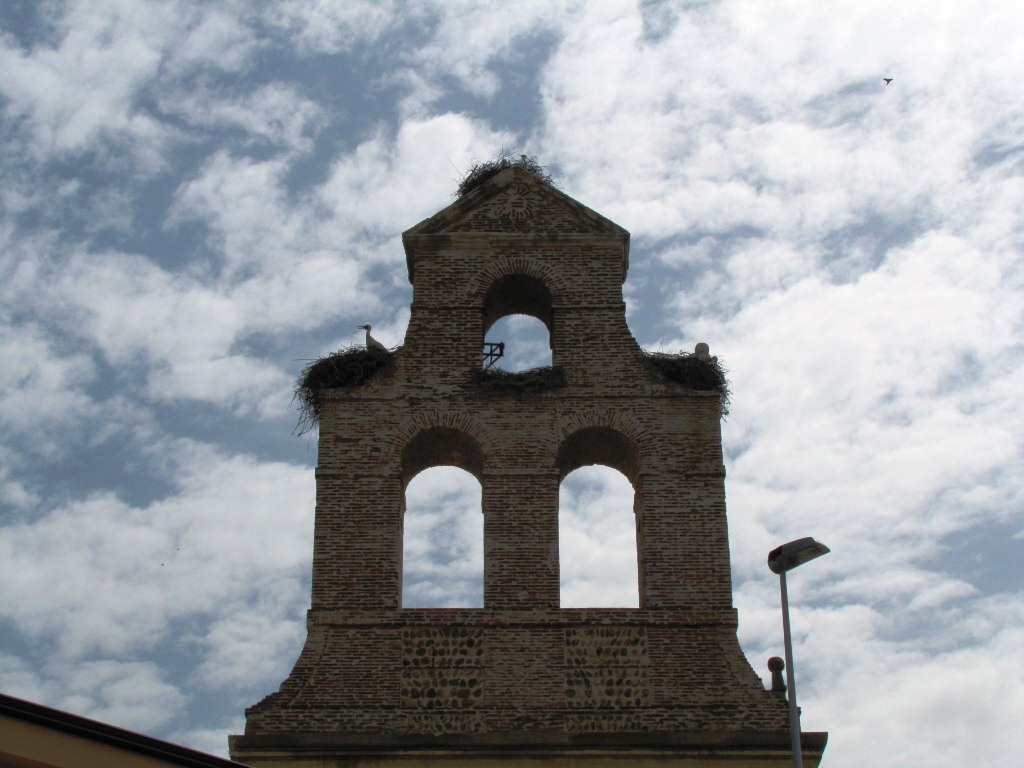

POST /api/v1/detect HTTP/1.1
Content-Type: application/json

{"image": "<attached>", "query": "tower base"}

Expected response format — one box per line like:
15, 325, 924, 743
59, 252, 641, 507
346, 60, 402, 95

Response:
230, 731, 827, 768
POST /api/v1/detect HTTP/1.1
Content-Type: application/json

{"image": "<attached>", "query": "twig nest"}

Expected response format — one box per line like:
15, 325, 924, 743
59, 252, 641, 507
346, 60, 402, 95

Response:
642, 349, 730, 418
293, 346, 395, 434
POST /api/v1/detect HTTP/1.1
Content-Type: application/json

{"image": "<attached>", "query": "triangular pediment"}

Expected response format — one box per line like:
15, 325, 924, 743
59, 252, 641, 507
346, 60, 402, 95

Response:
403, 167, 629, 237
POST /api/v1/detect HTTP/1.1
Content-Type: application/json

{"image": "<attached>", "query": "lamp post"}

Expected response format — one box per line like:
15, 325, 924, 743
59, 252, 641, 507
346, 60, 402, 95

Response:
768, 537, 830, 768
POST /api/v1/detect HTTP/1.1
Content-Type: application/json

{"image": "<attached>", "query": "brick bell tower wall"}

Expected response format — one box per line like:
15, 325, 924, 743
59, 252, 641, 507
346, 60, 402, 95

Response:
230, 167, 825, 766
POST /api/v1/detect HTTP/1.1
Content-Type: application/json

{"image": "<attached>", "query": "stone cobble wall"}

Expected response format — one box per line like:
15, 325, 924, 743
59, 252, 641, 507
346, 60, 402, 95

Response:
244, 612, 786, 734
244, 168, 789, 739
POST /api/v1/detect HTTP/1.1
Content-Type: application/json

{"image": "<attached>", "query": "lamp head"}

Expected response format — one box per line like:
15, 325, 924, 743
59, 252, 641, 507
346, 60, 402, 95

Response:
768, 537, 830, 574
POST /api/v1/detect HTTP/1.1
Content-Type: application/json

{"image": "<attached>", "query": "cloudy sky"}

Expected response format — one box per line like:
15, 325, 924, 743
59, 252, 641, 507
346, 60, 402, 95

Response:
1, 1, 1022, 765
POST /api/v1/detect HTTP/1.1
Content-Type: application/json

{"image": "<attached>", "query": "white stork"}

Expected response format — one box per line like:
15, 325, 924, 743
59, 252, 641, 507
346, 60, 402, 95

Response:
358, 324, 388, 353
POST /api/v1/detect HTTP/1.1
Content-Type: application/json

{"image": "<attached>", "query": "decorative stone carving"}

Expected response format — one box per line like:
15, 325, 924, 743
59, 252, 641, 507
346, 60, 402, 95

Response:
488, 182, 535, 222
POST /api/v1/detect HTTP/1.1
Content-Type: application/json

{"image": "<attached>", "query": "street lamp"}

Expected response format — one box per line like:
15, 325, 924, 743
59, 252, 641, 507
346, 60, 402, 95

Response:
768, 537, 830, 768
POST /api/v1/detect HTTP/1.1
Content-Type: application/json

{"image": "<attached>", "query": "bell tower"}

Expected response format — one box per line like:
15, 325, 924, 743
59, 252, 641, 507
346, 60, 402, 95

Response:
230, 165, 826, 766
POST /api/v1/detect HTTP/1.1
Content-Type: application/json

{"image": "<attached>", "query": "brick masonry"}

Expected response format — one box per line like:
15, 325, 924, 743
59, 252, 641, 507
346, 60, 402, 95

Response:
234, 168, 808, 757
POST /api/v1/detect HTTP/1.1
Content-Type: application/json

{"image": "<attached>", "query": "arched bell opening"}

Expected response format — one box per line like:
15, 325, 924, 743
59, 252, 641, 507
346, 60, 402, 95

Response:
400, 428, 485, 608
558, 466, 639, 608
556, 427, 642, 608
481, 274, 554, 371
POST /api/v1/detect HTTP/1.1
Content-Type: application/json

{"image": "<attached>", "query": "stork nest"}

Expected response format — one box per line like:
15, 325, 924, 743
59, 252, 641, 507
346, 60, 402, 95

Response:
471, 365, 566, 395
643, 350, 731, 418
457, 152, 554, 198
294, 346, 394, 434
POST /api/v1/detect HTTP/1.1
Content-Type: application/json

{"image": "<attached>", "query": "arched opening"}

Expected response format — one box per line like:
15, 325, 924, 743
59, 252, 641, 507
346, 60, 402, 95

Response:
556, 427, 639, 485
400, 428, 485, 608
484, 314, 552, 371
402, 427, 484, 486
558, 466, 639, 608
556, 427, 642, 608
481, 274, 553, 371
482, 274, 553, 333
402, 466, 483, 608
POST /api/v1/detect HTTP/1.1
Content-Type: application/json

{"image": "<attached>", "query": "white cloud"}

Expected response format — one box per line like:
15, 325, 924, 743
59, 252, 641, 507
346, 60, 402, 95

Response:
0, 653, 187, 735
57, 252, 242, 363
799, 597, 1024, 766
170, 723, 239, 760
0, 653, 48, 703
149, 355, 292, 418
2, 116, 512, 420
168, 147, 401, 306
713, 262, 1021, 620
165, 4, 258, 74
40, 251, 298, 415
0, 462, 40, 512
159, 82, 325, 153
0, 1, 169, 162
539, 0, 1024, 252
400, 1, 565, 104
193, 611, 306, 692
170, 153, 309, 278
0, 440, 312, 658
272, 1, 566, 115
59, 660, 188, 734
0, 1, 259, 167
265, 0, 404, 55
3, 238, 345, 416
318, 113, 516, 236
0, 322, 97, 448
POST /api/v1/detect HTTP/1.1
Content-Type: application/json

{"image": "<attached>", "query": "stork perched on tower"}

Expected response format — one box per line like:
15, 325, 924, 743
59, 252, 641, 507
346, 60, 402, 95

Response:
694, 342, 718, 364
358, 324, 388, 353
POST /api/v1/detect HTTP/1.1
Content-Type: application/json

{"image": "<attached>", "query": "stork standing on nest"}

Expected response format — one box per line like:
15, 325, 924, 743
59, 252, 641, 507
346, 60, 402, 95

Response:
358, 324, 388, 353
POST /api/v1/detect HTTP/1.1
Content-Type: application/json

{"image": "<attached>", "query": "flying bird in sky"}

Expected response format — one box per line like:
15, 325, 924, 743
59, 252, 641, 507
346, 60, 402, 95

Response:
884, 78, 893, 85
